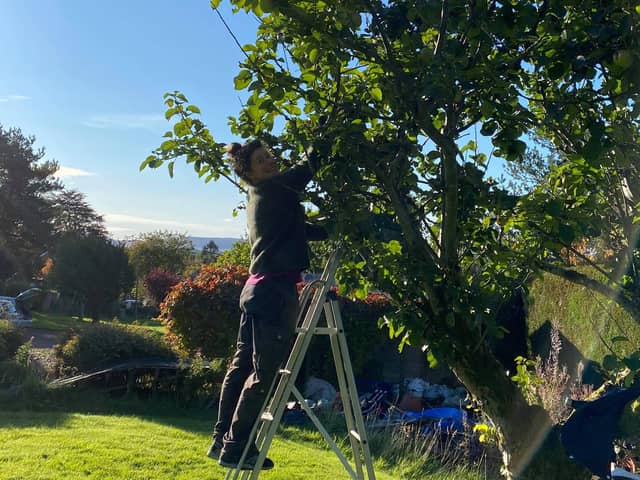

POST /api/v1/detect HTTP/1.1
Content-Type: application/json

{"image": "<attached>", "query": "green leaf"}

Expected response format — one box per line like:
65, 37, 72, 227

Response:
636, 5, 640, 14
210, 0, 222, 8
371, 87, 383, 102
603, 354, 619, 371
461, 140, 477, 154
165, 107, 178, 120
611, 336, 629, 344
187, 105, 201, 114
140, 155, 156, 171
168, 162, 174, 178
355, 286, 368, 300
268, 87, 285, 101
309, 48, 319, 63
558, 224, 575, 244
160, 140, 177, 152
387, 240, 402, 255
234, 70, 253, 90
248, 104, 261, 121
426, 350, 438, 368
546, 199, 563, 216
173, 121, 190, 137
623, 355, 640, 371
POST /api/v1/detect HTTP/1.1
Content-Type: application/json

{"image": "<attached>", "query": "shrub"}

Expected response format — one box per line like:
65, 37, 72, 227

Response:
176, 354, 227, 407
160, 264, 248, 360
161, 265, 394, 377
214, 240, 250, 268
306, 291, 394, 382
55, 323, 177, 374
0, 320, 25, 361
144, 268, 179, 305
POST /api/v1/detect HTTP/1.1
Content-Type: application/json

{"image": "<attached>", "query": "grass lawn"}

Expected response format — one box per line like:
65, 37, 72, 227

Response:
0, 410, 489, 480
31, 312, 166, 334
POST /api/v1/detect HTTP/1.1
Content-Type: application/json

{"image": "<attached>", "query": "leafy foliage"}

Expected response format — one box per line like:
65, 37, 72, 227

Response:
143, 268, 180, 305
200, 240, 220, 264
47, 236, 134, 321
0, 320, 25, 362
50, 189, 107, 239
126, 230, 194, 279
142, 1, 640, 474
214, 239, 251, 268
54, 323, 177, 374
0, 125, 61, 282
160, 264, 248, 359
306, 291, 395, 382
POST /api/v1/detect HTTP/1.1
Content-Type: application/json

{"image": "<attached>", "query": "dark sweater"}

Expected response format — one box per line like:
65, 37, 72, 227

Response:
247, 160, 326, 275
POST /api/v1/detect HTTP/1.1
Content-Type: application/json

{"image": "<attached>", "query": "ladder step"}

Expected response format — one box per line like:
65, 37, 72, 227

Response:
261, 412, 274, 421
314, 327, 338, 335
295, 327, 309, 333
278, 369, 292, 375
349, 430, 361, 442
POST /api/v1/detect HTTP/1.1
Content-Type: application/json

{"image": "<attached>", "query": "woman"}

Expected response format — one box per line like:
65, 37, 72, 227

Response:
208, 140, 327, 470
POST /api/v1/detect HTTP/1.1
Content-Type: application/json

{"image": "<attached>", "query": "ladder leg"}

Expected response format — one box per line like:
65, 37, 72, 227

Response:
223, 247, 376, 480
291, 386, 358, 479
329, 300, 377, 480
226, 366, 282, 480
246, 283, 336, 480
325, 302, 365, 479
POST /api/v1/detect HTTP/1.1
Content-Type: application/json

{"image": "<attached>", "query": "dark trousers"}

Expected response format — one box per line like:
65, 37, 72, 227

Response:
213, 278, 299, 457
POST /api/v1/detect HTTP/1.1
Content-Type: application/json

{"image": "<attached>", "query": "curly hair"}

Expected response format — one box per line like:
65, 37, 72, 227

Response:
226, 140, 263, 185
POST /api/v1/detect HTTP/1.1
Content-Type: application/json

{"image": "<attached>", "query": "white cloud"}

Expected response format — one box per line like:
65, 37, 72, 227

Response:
0, 95, 31, 102
105, 213, 244, 238
82, 114, 165, 129
54, 166, 95, 179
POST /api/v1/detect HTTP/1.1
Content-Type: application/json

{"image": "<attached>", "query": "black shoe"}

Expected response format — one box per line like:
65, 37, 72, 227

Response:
219, 453, 275, 470
206, 440, 223, 460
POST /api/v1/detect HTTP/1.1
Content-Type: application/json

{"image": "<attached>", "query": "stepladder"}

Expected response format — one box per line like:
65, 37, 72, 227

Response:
225, 247, 376, 480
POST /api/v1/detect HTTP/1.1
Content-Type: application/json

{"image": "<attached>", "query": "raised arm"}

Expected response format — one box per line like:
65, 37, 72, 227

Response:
274, 146, 322, 192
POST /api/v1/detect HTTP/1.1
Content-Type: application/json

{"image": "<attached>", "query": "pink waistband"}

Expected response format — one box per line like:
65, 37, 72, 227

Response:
246, 271, 302, 285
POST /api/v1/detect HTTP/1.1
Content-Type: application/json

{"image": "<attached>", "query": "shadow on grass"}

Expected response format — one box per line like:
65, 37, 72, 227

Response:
0, 409, 71, 429
0, 385, 215, 435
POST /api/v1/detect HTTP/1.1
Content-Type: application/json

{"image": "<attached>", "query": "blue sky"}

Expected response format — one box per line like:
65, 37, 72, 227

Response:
1, 1, 504, 240
1, 1, 258, 239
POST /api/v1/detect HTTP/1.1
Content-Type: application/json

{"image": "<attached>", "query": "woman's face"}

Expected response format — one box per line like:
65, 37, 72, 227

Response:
247, 146, 279, 184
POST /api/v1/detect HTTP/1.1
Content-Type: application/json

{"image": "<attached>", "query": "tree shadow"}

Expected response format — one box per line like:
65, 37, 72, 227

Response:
491, 289, 530, 374
530, 320, 603, 387
0, 409, 71, 429
0, 386, 215, 434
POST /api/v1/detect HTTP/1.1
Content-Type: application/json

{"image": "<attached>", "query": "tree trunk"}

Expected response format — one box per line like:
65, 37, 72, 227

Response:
425, 304, 589, 479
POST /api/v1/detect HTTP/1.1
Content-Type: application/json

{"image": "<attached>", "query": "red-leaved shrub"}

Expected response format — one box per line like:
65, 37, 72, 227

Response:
144, 268, 180, 305
160, 264, 248, 359
161, 267, 394, 377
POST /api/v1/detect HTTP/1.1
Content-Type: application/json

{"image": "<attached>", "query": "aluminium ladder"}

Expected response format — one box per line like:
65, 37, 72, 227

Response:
225, 248, 376, 480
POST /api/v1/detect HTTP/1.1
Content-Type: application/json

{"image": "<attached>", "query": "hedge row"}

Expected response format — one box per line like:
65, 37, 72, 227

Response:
160, 264, 395, 379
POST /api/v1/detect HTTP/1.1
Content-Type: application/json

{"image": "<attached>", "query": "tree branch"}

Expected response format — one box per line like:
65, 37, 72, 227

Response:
537, 261, 640, 325
434, 0, 449, 56
440, 108, 460, 274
